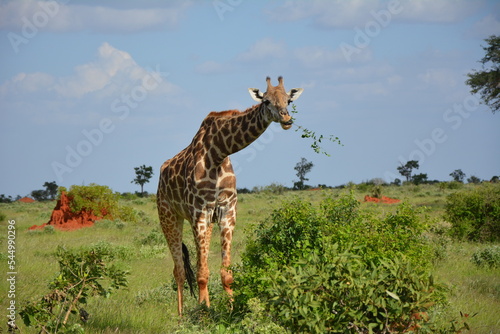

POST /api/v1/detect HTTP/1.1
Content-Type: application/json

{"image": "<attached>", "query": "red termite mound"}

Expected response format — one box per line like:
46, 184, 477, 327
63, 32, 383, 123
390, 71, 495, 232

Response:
364, 195, 401, 204
29, 191, 101, 231
18, 197, 35, 203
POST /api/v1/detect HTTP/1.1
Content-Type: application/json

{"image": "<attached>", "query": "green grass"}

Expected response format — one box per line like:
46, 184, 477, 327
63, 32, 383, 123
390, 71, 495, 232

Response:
1, 184, 499, 333
433, 242, 500, 333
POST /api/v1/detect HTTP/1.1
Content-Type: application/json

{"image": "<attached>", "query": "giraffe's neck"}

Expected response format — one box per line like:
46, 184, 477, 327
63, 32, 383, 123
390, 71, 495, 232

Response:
199, 103, 271, 166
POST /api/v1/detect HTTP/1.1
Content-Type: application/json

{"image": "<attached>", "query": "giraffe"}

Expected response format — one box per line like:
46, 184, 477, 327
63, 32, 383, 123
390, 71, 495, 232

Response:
157, 76, 303, 316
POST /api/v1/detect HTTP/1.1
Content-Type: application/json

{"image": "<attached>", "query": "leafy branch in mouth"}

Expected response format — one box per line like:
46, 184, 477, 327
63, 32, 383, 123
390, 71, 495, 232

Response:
290, 104, 342, 156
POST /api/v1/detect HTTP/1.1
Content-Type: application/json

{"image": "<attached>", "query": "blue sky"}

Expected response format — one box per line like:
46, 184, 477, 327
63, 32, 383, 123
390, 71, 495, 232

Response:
1, 0, 499, 197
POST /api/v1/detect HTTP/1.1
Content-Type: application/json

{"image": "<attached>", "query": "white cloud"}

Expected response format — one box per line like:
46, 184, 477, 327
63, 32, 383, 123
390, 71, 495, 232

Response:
2, 72, 54, 93
54, 42, 139, 98
237, 38, 287, 62
0, 42, 178, 99
0, 0, 191, 33
267, 0, 483, 28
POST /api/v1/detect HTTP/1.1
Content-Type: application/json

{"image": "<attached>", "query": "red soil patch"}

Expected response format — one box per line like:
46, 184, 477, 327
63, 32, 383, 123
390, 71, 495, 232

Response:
29, 191, 101, 231
18, 197, 35, 203
364, 195, 401, 204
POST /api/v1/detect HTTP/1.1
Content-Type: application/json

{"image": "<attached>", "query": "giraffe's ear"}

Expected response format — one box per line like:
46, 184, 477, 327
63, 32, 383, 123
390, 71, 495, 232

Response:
288, 88, 303, 102
248, 88, 264, 102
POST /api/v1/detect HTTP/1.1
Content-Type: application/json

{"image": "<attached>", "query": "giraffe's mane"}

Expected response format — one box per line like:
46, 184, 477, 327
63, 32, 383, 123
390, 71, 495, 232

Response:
208, 109, 241, 117
207, 105, 258, 118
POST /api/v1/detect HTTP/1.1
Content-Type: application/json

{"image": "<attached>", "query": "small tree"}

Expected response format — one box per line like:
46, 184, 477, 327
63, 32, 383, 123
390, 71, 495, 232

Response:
450, 169, 466, 183
44, 181, 58, 200
30, 181, 59, 201
412, 173, 428, 185
0, 194, 13, 203
467, 175, 481, 184
293, 158, 314, 190
31, 189, 47, 201
397, 160, 419, 182
466, 35, 500, 114
20, 245, 128, 332
131, 165, 154, 196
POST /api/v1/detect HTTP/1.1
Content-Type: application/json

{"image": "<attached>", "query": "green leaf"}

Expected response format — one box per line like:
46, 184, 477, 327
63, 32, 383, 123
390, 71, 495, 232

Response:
386, 290, 401, 301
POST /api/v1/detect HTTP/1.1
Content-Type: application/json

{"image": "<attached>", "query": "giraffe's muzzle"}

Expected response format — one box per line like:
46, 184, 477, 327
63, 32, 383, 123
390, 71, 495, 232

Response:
280, 119, 293, 130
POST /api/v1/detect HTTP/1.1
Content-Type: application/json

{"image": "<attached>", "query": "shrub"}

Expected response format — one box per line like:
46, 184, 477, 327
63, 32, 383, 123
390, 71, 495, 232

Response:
239, 298, 287, 334
321, 195, 431, 267
445, 183, 500, 241
265, 247, 442, 333
65, 184, 118, 217
20, 245, 128, 333
60, 184, 138, 223
471, 245, 500, 268
234, 198, 323, 306
233, 194, 441, 332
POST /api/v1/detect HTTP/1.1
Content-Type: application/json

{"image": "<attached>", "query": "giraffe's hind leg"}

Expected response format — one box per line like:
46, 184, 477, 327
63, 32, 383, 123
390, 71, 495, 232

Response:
158, 205, 185, 315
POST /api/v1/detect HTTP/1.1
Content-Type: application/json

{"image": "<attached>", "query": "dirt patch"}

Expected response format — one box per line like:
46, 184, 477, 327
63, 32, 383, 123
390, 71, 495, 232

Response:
29, 191, 101, 231
364, 195, 401, 204
18, 197, 35, 203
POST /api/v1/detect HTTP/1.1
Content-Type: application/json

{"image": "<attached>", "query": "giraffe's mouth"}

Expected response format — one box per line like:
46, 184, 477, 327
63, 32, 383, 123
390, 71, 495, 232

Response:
280, 120, 293, 130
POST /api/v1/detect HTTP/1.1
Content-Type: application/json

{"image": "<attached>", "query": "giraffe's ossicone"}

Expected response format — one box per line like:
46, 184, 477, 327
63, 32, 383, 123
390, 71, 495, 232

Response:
157, 76, 303, 316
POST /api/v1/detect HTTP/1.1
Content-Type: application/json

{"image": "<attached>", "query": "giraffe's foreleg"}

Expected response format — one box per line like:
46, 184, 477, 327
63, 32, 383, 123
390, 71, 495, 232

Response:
220, 214, 235, 296
194, 218, 213, 307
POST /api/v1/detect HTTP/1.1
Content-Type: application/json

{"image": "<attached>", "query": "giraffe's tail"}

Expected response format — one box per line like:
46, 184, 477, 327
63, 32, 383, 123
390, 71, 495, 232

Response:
182, 243, 197, 298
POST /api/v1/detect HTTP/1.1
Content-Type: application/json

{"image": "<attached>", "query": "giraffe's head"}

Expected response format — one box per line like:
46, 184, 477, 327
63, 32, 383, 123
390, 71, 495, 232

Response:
248, 76, 303, 130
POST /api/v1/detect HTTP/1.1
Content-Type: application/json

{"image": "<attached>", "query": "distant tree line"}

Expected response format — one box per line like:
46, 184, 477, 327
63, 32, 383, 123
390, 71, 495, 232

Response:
1, 161, 498, 203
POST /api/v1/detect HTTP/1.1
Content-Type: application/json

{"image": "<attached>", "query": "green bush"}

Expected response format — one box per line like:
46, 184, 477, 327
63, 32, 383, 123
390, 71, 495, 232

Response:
65, 184, 118, 217
244, 198, 322, 268
234, 198, 322, 307
265, 247, 441, 333
233, 194, 441, 332
445, 184, 500, 241
472, 245, 500, 268
321, 195, 431, 267
60, 184, 138, 223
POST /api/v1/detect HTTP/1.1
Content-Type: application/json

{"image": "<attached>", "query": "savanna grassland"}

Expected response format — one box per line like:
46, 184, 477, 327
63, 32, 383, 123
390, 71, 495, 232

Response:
1, 183, 499, 333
